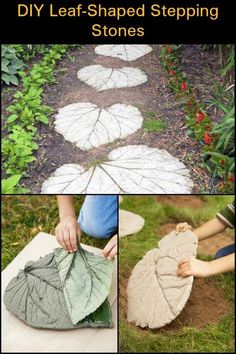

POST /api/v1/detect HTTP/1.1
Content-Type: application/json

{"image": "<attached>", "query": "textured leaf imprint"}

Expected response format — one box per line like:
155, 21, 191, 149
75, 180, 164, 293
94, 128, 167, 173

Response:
127, 230, 198, 328
54, 103, 143, 150
4, 247, 113, 329
77, 65, 147, 91
41, 145, 193, 194
95, 45, 153, 61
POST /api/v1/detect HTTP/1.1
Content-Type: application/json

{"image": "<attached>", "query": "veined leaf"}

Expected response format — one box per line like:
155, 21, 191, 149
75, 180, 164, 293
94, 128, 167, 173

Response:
41, 145, 193, 194
77, 65, 147, 91
55, 102, 143, 150
4, 252, 112, 329
95, 45, 152, 61
54, 246, 113, 324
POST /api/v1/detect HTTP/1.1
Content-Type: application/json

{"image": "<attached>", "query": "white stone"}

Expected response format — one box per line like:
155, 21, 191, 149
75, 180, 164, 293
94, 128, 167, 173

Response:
119, 209, 145, 238
127, 230, 198, 329
41, 145, 194, 194
2, 232, 117, 353
95, 45, 153, 61
77, 65, 147, 91
55, 103, 143, 150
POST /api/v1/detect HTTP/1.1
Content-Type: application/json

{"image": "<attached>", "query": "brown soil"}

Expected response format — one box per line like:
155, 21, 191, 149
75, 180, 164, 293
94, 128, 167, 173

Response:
158, 223, 179, 237
2, 45, 218, 193
120, 275, 231, 332
156, 196, 205, 208
198, 231, 234, 256
158, 222, 234, 256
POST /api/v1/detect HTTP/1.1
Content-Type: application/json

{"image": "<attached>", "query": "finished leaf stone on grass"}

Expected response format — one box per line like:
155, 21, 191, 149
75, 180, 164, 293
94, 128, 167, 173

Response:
41, 145, 193, 194
127, 230, 198, 329
4, 246, 113, 329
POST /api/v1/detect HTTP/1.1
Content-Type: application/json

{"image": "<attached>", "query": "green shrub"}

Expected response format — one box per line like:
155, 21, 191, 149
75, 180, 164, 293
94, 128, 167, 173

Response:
1, 45, 24, 85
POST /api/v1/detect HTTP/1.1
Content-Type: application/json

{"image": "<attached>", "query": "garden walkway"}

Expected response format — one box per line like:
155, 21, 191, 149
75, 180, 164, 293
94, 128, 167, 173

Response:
24, 45, 210, 193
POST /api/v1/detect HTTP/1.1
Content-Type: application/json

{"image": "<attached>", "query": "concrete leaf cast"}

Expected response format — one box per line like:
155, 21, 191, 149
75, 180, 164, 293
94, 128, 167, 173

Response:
54, 102, 143, 150
95, 45, 153, 61
127, 230, 198, 328
119, 209, 145, 237
77, 65, 147, 91
41, 145, 194, 194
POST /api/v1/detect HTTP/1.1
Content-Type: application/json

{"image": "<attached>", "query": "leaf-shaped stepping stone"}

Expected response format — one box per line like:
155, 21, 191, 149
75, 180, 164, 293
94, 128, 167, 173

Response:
54, 246, 113, 324
95, 45, 153, 61
77, 65, 147, 91
119, 209, 145, 237
127, 230, 198, 329
55, 103, 143, 150
41, 145, 193, 194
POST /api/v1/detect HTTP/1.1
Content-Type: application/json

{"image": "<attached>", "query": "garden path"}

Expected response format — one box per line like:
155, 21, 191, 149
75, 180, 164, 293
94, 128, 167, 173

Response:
23, 45, 211, 193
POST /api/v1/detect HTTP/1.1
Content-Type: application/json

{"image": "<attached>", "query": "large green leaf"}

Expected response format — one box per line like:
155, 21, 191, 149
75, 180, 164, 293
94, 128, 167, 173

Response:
4, 252, 112, 329
54, 246, 113, 324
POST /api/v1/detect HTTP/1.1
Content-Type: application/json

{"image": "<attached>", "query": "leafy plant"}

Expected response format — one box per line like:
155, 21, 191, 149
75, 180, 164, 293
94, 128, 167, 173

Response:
55, 246, 113, 324
144, 118, 167, 131
2, 44, 71, 193
1, 45, 24, 85
1, 175, 29, 194
2, 126, 38, 175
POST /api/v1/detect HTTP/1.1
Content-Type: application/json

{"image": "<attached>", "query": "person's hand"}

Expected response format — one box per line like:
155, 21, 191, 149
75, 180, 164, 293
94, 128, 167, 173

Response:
55, 216, 80, 252
102, 235, 117, 260
176, 222, 192, 234
177, 257, 212, 277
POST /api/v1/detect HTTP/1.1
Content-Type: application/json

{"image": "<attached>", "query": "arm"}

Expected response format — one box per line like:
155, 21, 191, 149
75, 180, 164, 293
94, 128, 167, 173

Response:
176, 217, 227, 241
177, 253, 235, 277
55, 196, 80, 252
193, 217, 227, 241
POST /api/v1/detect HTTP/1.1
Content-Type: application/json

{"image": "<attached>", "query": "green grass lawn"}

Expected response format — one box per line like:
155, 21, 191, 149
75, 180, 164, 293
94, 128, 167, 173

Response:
1, 196, 108, 270
119, 196, 235, 352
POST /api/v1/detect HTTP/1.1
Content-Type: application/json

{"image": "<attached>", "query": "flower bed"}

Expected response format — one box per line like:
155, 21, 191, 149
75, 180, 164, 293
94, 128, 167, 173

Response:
160, 45, 234, 193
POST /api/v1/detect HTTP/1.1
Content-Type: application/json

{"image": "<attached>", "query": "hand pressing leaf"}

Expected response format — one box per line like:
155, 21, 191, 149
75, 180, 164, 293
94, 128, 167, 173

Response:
54, 246, 113, 324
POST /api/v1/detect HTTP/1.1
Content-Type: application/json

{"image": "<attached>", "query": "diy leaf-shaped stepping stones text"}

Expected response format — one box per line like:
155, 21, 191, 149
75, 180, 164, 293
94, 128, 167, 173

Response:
95, 45, 153, 61
127, 231, 198, 328
41, 145, 193, 194
55, 103, 143, 150
77, 65, 147, 91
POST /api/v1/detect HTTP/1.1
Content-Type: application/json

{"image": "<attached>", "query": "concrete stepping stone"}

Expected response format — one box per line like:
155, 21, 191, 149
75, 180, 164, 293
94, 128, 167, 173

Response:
95, 45, 153, 61
127, 230, 198, 329
55, 103, 143, 150
77, 65, 147, 91
41, 145, 193, 194
2, 232, 117, 353
119, 209, 145, 238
